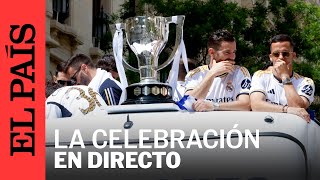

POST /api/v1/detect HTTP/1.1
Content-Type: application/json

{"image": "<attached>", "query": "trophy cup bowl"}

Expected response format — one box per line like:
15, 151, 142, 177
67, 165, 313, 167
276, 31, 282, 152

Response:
121, 15, 185, 104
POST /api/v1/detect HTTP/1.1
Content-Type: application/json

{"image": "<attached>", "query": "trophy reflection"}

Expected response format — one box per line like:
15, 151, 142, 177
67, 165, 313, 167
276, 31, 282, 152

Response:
117, 15, 185, 104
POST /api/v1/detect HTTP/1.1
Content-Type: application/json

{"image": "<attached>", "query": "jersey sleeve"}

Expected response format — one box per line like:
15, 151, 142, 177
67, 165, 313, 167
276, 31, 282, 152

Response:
45, 102, 62, 119
297, 78, 315, 104
184, 70, 201, 92
99, 78, 123, 105
46, 88, 64, 119
235, 66, 251, 98
250, 71, 266, 96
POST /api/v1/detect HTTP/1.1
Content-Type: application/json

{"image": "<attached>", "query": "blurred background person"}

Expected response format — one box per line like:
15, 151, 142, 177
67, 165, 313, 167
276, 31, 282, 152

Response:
46, 80, 63, 99
172, 59, 196, 101
96, 54, 119, 79
53, 64, 72, 86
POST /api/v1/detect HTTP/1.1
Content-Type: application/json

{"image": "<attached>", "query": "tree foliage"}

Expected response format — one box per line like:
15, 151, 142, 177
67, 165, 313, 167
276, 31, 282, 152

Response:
116, 0, 320, 93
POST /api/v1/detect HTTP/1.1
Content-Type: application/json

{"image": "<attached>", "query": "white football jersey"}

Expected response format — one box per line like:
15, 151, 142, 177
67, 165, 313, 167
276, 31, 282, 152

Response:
250, 70, 315, 105
46, 85, 107, 119
185, 65, 251, 102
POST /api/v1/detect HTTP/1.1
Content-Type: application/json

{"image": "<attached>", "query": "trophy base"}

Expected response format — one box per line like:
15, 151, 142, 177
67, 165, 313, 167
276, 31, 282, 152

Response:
122, 83, 174, 105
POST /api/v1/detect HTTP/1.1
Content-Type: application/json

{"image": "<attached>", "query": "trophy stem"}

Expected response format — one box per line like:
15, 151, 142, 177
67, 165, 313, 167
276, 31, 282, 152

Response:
140, 66, 157, 82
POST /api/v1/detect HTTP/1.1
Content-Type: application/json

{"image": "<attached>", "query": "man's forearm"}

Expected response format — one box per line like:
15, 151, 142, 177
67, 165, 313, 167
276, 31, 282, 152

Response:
283, 84, 307, 108
251, 99, 310, 122
251, 100, 286, 113
186, 75, 215, 99
218, 100, 251, 111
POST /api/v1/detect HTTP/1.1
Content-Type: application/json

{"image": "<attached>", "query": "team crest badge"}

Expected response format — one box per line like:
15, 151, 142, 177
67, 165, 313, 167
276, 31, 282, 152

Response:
226, 81, 234, 92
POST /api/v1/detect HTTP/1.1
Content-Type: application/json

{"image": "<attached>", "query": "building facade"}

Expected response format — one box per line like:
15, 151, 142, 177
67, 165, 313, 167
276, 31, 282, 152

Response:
46, 0, 125, 79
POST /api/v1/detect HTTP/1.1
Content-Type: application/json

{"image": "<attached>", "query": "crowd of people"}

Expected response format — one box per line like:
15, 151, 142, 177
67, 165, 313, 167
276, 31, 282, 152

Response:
46, 30, 315, 122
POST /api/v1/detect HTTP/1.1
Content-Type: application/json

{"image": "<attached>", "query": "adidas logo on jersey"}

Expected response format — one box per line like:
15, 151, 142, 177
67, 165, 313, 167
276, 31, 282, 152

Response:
267, 89, 275, 94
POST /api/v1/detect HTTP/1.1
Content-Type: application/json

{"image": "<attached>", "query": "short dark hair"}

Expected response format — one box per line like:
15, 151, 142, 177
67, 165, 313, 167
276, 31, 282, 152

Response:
55, 63, 66, 76
96, 54, 117, 73
207, 29, 235, 50
270, 34, 295, 49
64, 53, 94, 72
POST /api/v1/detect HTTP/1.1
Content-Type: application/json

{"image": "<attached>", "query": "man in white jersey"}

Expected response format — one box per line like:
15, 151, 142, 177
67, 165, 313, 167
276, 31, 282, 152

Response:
65, 54, 124, 105
46, 85, 107, 119
250, 34, 314, 122
185, 29, 251, 111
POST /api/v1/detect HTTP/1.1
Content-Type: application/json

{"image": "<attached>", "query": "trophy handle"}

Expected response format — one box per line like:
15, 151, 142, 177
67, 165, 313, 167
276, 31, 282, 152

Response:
122, 56, 140, 73
110, 23, 140, 73
156, 15, 185, 71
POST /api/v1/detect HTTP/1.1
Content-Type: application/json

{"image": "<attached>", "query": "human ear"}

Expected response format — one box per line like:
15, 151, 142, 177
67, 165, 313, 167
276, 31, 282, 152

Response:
292, 52, 296, 59
208, 48, 215, 55
53, 75, 57, 82
269, 54, 273, 62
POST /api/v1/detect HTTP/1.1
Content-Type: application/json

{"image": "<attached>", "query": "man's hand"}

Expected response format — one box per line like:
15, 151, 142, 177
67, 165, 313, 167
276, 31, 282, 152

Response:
287, 107, 310, 123
272, 60, 290, 79
209, 60, 235, 77
193, 99, 214, 112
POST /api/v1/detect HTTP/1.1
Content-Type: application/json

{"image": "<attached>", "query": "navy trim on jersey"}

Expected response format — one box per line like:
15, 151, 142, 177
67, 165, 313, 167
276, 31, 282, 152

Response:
300, 95, 311, 104
236, 92, 249, 99
273, 71, 294, 83
99, 78, 122, 105
47, 102, 72, 117
250, 90, 266, 96
185, 89, 193, 93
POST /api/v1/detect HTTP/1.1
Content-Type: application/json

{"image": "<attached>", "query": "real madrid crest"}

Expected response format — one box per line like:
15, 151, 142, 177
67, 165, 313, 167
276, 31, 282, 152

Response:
226, 81, 234, 92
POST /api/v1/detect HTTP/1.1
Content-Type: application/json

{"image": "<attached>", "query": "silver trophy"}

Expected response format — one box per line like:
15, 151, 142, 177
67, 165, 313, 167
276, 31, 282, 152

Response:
116, 15, 185, 104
